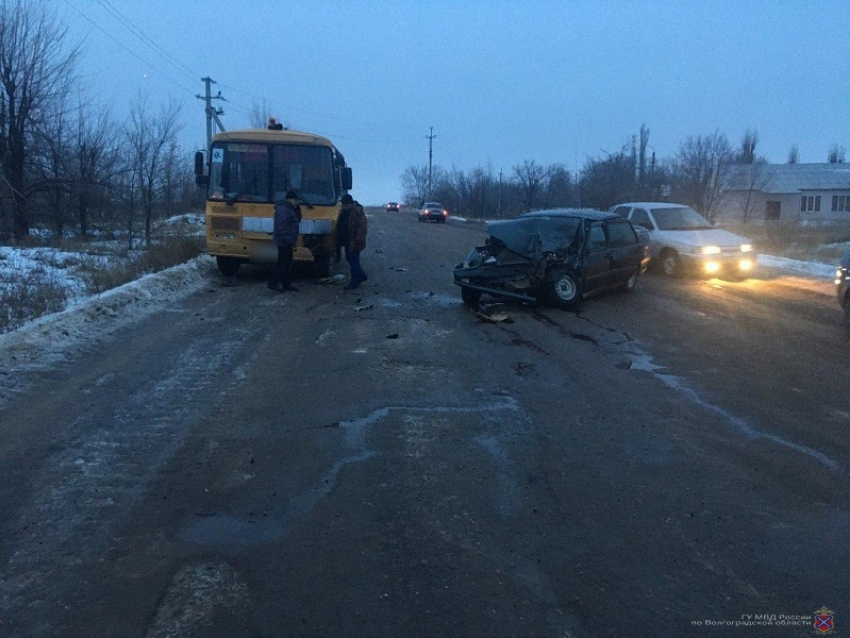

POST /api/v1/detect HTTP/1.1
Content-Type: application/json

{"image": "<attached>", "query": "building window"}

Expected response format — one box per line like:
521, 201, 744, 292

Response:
801, 195, 821, 212
832, 195, 850, 212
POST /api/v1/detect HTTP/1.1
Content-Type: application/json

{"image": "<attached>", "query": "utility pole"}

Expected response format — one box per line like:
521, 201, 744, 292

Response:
426, 126, 436, 198
197, 77, 226, 151
498, 168, 503, 217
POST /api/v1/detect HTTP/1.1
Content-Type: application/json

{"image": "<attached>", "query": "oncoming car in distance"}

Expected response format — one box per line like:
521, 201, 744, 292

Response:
453, 208, 648, 309
386, 201, 400, 212
610, 202, 755, 278
836, 249, 850, 340
418, 202, 448, 223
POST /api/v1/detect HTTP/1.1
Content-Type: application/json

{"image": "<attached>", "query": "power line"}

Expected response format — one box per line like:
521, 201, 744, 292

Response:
62, 0, 195, 98
65, 1, 423, 146
94, 0, 198, 82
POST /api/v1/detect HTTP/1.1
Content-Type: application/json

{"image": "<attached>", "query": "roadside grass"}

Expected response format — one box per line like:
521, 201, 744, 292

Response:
0, 267, 69, 333
0, 230, 205, 335
723, 222, 850, 263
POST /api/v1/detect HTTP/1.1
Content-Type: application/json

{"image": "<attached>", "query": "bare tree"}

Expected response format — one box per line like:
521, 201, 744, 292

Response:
513, 159, 547, 211
125, 93, 183, 246
0, 0, 79, 241
400, 165, 429, 208
467, 165, 495, 218
71, 104, 121, 237
730, 159, 770, 224
738, 129, 759, 164
669, 131, 735, 222
30, 97, 73, 236
787, 145, 799, 164
828, 144, 846, 164
579, 147, 635, 211
249, 99, 270, 128
638, 124, 650, 184
543, 163, 573, 209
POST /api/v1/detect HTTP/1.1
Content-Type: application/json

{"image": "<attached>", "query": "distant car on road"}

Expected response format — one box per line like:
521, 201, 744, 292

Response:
610, 202, 755, 278
418, 202, 448, 223
386, 202, 400, 212
454, 208, 646, 308
837, 250, 850, 339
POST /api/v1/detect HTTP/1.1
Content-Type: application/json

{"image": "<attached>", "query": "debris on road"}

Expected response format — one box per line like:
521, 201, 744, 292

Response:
355, 304, 374, 312
472, 304, 514, 324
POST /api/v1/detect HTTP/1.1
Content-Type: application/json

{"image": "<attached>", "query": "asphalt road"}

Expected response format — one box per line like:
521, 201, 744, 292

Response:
1, 209, 848, 638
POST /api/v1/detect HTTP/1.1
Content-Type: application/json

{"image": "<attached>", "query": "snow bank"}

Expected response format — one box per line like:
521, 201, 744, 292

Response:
758, 254, 838, 280
0, 256, 215, 404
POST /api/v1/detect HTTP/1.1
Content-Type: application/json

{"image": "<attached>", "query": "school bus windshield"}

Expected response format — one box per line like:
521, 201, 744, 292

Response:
209, 142, 337, 206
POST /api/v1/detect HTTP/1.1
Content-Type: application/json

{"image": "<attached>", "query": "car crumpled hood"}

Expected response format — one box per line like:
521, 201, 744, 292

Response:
651, 227, 750, 250
485, 217, 580, 258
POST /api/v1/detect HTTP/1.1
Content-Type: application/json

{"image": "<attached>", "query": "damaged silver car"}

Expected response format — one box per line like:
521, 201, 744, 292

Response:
454, 209, 649, 309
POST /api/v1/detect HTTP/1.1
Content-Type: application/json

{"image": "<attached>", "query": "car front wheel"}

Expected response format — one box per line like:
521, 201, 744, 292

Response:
659, 250, 680, 277
544, 273, 581, 309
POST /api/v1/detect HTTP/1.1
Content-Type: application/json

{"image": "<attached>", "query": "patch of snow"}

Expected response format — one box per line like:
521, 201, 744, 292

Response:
0, 256, 215, 406
758, 254, 837, 279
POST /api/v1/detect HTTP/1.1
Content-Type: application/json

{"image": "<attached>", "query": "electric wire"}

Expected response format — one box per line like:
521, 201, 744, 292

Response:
65, 1, 423, 146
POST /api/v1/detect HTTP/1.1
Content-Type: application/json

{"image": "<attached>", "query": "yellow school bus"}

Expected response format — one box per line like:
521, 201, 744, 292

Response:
195, 122, 352, 277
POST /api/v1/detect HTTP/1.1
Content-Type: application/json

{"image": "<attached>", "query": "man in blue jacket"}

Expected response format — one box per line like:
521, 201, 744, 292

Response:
268, 190, 301, 292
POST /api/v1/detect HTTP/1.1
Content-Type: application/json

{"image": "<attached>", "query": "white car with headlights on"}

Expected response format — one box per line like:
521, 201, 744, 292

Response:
610, 202, 756, 278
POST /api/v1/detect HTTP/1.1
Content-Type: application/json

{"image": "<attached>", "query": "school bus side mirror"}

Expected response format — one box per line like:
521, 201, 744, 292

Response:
194, 151, 209, 186
342, 167, 352, 190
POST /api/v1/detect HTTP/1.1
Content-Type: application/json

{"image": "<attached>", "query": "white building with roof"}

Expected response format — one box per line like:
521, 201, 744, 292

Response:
722, 163, 850, 223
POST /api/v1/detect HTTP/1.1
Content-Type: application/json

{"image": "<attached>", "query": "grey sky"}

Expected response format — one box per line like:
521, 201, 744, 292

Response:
65, 0, 850, 205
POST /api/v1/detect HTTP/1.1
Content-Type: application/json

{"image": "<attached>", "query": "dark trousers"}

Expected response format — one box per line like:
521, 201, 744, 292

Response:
269, 244, 294, 286
345, 248, 367, 285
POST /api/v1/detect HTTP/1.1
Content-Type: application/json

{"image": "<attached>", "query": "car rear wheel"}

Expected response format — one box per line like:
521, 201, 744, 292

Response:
461, 286, 481, 307
618, 267, 639, 292
659, 250, 680, 277
544, 273, 581, 309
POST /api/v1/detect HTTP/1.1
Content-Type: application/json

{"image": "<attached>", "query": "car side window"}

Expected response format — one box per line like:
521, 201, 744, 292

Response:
631, 208, 653, 230
606, 220, 638, 247
587, 223, 607, 252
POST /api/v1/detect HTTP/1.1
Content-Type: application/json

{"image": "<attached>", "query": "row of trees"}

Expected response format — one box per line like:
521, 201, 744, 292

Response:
402, 125, 845, 223
0, 1, 198, 244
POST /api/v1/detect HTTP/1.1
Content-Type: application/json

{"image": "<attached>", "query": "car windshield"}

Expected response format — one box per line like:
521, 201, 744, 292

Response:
650, 206, 713, 230
486, 216, 581, 257
424, 203, 442, 209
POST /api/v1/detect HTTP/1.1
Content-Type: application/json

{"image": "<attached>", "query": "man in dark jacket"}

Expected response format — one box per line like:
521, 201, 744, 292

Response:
336, 194, 368, 290
268, 190, 301, 292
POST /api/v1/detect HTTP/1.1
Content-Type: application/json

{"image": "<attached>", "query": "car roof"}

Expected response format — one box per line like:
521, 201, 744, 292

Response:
613, 202, 690, 209
519, 207, 619, 221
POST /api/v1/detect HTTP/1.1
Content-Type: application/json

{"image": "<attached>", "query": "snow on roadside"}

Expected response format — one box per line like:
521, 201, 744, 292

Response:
758, 254, 838, 280
0, 255, 215, 406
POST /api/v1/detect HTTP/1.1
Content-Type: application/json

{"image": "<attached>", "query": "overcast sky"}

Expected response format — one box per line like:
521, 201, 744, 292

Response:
63, 0, 850, 205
